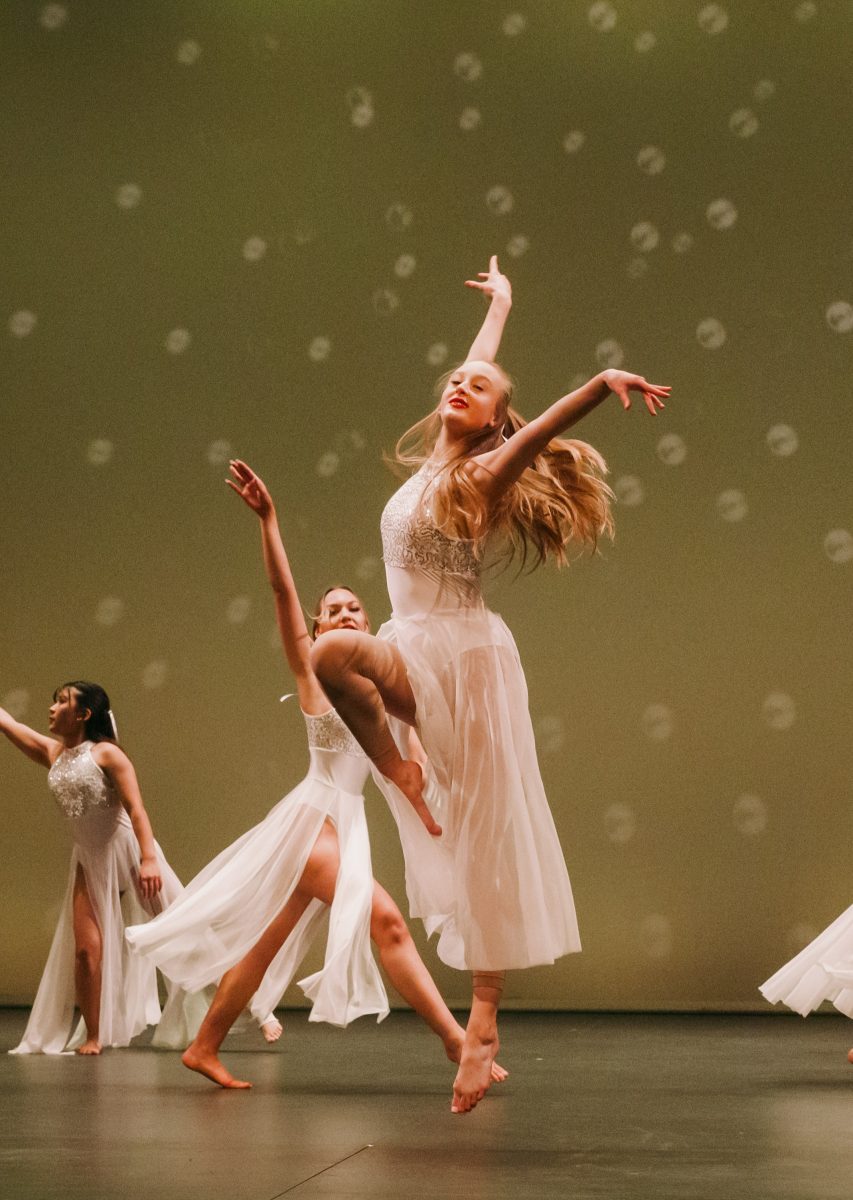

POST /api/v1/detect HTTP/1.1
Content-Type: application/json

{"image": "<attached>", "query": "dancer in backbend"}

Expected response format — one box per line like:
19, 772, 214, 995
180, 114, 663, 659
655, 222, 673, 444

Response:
2, 683, 202, 1055
312, 255, 670, 1111
760, 904, 853, 1061
127, 460, 507, 1090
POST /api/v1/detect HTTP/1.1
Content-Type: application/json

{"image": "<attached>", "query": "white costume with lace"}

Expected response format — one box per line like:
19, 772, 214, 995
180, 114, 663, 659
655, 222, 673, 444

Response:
375, 464, 581, 971
10, 742, 203, 1055
126, 709, 388, 1027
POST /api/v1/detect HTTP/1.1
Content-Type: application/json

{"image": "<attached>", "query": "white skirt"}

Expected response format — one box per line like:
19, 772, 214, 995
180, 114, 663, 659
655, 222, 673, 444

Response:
10, 817, 204, 1055
126, 775, 389, 1027
759, 903, 853, 1018
377, 602, 581, 971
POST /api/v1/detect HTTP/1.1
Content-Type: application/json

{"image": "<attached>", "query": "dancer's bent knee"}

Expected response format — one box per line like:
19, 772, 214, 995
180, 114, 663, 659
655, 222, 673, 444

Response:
310, 629, 366, 696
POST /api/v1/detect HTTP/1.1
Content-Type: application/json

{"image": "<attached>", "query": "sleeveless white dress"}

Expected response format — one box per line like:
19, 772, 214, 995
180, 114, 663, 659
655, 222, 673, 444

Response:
375, 464, 581, 971
10, 742, 204, 1055
759, 907, 853, 1018
126, 709, 389, 1027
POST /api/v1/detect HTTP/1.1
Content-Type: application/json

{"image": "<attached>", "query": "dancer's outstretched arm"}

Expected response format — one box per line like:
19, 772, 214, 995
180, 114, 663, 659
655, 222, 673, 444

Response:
464, 255, 512, 362
474, 368, 671, 497
226, 459, 328, 716
0, 707, 55, 767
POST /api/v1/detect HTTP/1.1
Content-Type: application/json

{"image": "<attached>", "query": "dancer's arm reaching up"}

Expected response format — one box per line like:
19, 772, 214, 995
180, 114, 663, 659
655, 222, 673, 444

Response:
464, 254, 512, 362
226, 459, 329, 717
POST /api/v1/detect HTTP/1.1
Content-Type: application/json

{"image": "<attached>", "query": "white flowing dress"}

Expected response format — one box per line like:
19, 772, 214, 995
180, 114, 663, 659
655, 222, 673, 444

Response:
10, 742, 204, 1055
125, 709, 389, 1027
759, 907, 853, 1018
375, 464, 581, 971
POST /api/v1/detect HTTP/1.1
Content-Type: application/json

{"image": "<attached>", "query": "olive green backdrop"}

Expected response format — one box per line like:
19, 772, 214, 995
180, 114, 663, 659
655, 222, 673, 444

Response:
1, 0, 851, 1011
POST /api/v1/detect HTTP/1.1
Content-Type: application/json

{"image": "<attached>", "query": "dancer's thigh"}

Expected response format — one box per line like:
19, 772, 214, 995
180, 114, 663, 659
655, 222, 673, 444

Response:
72, 865, 101, 958
297, 818, 342, 906
239, 820, 341, 969
315, 630, 417, 725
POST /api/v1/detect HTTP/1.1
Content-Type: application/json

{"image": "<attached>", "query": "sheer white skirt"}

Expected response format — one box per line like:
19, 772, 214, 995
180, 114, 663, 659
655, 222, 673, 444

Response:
10, 814, 204, 1055
377, 586, 581, 972
126, 773, 389, 1028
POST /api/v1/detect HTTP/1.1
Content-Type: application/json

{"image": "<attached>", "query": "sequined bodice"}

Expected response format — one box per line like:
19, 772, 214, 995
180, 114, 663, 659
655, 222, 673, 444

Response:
304, 709, 363, 757
48, 742, 118, 820
303, 709, 370, 796
381, 467, 481, 581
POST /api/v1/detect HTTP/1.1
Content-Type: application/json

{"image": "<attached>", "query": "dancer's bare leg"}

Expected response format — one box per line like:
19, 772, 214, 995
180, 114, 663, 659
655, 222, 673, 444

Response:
72, 865, 103, 1055
311, 631, 440, 835
183, 821, 341, 1088
452, 972, 505, 1114
848, 1048, 853, 1064
370, 884, 507, 1084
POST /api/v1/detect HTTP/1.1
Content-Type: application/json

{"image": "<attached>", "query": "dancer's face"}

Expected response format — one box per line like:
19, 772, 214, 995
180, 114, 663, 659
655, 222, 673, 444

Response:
315, 589, 369, 637
49, 687, 87, 737
439, 360, 507, 435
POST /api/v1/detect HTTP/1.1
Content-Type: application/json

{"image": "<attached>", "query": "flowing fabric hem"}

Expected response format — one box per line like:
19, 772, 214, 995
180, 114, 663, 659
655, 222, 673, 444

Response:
126, 772, 388, 1028
10, 830, 201, 1055
758, 902, 853, 1019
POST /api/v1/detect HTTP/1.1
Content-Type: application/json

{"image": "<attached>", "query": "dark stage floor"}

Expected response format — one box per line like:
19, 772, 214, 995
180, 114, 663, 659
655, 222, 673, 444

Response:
1, 1009, 851, 1199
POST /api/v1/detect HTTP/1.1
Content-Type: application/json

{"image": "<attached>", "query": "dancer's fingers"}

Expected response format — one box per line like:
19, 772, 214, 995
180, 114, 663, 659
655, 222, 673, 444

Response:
489, 254, 499, 273
230, 459, 254, 481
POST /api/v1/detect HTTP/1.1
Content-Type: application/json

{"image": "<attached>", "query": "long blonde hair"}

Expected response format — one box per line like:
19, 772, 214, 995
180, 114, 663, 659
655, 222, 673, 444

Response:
392, 365, 614, 570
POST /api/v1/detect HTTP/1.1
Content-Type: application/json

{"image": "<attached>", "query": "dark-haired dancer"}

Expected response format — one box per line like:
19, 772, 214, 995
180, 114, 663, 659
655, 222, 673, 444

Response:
127, 462, 506, 1090
312, 256, 670, 1111
2, 683, 203, 1054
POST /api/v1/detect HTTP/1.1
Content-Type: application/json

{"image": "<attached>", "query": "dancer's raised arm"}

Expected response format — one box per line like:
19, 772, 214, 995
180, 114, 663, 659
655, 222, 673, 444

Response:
464, 255, 512, 362
226, 459, 327, 715
473, 368, 670, 497
0, 706, 55, 767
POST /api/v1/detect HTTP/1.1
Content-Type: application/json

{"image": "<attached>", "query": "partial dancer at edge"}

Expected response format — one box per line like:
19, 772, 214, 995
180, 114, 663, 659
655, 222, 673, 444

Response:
127, 461, 507, 1090
312, 256, 670, 1112
760, 905, 853, 1062
2, 682, 203, 1055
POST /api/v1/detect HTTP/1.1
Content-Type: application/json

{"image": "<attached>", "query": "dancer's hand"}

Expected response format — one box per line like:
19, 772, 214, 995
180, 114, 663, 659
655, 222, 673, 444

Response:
137, 856, 162, 900
386, 759, 442, 837
601, 370, 670, 416
227, 459, 275, 518
465, 254, 512, 309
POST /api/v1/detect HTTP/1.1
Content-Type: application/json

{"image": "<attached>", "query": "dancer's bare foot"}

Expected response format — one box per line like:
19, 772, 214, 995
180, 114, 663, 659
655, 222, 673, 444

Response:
260, 1016, 283, 1043
384, 759, 441, 837
182, 1045, 252, 1089
445, 1026, 507, 1083
77, 1038, 102, 1056
451, 1026, 499, 1114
